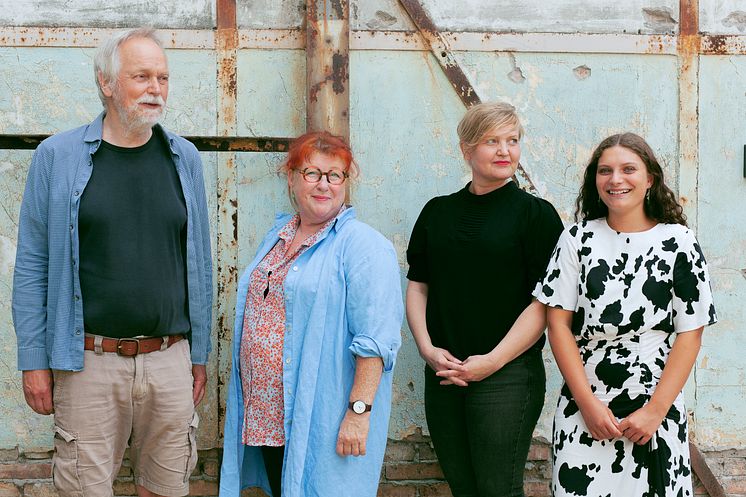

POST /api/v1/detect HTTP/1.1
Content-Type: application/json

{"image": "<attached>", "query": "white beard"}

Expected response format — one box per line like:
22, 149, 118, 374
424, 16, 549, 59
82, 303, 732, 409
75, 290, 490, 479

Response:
112, 92, 165, 136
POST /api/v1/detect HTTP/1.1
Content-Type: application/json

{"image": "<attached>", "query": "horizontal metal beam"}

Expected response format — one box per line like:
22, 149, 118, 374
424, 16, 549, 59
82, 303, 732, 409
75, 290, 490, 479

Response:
3, 26, 746, 55
0, 135, 291, 152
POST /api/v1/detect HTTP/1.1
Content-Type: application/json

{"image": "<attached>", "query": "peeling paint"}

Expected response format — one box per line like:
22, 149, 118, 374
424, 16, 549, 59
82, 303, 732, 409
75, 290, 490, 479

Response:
365, 10, 398, 30
573, 64, 591, 80
642, 7, 678, 33
508, 66, 525, 84
722, 11, 746, 32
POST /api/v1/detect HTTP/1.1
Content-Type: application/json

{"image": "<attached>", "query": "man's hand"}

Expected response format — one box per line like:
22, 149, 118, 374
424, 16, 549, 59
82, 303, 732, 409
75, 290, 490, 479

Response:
22, 369, 54, 415
336, 410, 371, 457
192, 364, 207, 406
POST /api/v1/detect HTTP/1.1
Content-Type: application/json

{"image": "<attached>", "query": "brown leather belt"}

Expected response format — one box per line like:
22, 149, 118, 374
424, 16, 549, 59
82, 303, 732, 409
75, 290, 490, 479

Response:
84, 335, 184, 357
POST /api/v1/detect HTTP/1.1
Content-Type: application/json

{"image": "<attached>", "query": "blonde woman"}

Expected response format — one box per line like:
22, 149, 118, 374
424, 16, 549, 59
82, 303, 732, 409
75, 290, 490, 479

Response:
406, 102, 562, 496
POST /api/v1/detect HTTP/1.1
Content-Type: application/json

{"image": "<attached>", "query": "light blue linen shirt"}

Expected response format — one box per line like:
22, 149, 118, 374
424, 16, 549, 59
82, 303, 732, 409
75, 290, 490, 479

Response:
219, 207, 403, 497
12, 112, 213, 370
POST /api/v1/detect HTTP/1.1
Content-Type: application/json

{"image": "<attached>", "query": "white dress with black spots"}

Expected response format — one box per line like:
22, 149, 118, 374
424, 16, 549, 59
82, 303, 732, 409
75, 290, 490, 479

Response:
534, 219, 717, 497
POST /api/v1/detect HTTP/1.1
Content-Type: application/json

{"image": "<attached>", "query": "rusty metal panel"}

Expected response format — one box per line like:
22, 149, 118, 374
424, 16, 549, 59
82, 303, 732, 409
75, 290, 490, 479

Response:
0, 48, 98, 134
413, 0, 680, 34
306, 0, 350, 139
695, 55, 746, 451
235, 154, 292, 268
1, 0, 214, 29
350, 49, 680, 438
236, 50, 306, 138
700, 0, 746, 34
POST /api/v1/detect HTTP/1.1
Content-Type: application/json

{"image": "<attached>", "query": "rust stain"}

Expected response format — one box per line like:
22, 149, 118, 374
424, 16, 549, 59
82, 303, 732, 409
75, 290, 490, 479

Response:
329, 0, 345, 20
646, 35, 666, 54
399, 0, 438, 33
216, 0, 237, 30
331, 52, 349, 94
679, 0, 698, 37
704, 35, 729, 54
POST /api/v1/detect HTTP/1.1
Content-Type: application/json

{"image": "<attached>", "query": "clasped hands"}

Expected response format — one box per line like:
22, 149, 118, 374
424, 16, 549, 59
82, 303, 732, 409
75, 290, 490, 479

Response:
422, 346, 496, 387
579, 396, 667, 445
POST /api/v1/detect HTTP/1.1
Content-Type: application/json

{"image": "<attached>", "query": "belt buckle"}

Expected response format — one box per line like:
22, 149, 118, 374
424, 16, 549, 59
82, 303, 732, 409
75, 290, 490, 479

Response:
117, 338, 141, 357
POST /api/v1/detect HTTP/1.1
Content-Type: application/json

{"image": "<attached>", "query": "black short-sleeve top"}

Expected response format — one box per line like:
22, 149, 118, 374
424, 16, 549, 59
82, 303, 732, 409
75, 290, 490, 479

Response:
407, 181, 563, 359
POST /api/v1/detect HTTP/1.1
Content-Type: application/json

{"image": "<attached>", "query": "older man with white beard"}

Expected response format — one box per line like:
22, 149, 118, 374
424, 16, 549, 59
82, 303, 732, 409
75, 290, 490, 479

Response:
12, 28, 212, 497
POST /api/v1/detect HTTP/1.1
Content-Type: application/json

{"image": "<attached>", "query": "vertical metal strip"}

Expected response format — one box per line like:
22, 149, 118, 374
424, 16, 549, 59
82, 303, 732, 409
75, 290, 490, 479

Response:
676, 5, 726, 497
215, 0, 238, 440
305, 0, 350, 140
397, 0, 538, 195
677, 0, 700, 232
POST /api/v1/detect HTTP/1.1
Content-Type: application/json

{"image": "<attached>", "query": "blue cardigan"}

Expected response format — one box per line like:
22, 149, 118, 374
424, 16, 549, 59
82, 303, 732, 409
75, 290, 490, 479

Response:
220, 207, 403, 497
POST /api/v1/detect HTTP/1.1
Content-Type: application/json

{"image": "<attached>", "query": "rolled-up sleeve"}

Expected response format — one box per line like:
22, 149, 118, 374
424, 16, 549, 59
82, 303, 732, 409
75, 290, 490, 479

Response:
345, 231, 403, 372
13, 144, 52, 370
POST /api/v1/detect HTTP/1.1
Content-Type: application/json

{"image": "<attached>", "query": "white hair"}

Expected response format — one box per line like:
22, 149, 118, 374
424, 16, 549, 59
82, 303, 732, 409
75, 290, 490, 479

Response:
93, 28, 165, 106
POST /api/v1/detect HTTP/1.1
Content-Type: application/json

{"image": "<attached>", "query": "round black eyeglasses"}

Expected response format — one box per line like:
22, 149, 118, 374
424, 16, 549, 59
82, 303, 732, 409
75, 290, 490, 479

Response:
298, 167, 348, 185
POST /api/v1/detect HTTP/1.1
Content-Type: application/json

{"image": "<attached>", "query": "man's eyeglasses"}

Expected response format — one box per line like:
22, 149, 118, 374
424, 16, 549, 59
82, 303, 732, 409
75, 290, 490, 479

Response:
298, 167, 348, 185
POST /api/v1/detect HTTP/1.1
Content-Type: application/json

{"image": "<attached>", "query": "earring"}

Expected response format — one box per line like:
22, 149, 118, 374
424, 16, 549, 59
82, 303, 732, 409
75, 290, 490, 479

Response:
645, 189, 650, 202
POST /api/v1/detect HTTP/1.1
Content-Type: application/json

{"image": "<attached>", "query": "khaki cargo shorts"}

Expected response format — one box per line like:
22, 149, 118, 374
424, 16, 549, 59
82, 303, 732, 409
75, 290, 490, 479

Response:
52, 338, 198, 497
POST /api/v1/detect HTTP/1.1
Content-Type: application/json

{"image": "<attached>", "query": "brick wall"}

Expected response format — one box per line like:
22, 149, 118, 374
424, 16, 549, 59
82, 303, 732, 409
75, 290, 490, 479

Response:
0, 440, 737, 497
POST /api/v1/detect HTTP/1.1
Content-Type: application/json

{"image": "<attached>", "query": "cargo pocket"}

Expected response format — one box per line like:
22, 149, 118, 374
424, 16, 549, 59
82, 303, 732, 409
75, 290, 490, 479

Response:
184, 412, 200, 483
52, 425, 83, 496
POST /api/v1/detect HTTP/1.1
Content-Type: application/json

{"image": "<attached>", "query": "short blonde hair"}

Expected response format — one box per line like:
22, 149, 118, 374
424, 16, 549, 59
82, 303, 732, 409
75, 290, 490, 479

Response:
457, 101, 524, 153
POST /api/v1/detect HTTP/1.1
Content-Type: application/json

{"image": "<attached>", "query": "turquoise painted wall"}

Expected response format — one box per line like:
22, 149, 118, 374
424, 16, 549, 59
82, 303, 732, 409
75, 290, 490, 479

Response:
0, 0, 744, 455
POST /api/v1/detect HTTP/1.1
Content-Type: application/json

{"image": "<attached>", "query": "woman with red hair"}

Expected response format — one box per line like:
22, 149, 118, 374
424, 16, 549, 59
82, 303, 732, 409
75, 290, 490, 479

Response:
220, 132, 403, 497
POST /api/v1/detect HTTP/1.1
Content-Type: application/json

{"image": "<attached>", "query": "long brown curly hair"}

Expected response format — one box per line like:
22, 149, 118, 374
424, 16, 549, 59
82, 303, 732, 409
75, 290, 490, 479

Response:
575, 133, 686, 226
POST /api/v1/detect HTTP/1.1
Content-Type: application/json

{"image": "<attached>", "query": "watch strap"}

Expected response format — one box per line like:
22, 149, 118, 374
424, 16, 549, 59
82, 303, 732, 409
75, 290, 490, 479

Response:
348, 400, 373, 413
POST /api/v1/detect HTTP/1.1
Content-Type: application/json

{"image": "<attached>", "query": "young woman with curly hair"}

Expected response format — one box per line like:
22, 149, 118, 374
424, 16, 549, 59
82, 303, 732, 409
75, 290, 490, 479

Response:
535, 132, 717, 496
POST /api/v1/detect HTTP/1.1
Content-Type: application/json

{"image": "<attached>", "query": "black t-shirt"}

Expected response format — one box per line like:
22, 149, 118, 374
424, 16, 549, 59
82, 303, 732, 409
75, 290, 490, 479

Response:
78, 130, 190, 338
406, 181, 563, 359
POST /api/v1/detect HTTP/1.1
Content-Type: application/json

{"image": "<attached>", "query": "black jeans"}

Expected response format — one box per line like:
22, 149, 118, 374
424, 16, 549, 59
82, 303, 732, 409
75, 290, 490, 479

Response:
424, 349, 545, 497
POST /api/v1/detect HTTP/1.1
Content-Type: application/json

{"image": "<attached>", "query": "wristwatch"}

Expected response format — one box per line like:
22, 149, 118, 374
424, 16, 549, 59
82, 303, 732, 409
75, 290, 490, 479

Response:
349, 400, 372, 414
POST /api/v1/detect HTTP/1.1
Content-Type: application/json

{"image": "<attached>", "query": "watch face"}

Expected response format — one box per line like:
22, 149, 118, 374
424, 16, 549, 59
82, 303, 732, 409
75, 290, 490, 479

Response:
352, 400, 366, 414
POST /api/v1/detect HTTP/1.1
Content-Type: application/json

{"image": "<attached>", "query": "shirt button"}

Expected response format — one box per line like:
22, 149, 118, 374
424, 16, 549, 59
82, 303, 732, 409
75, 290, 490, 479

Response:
292, 266, 298, 271
74, 329, 81, 335
286, 358, 291, 364
74, 295, 80, 301
69, 224, 73, 231
73, 191, 80, 196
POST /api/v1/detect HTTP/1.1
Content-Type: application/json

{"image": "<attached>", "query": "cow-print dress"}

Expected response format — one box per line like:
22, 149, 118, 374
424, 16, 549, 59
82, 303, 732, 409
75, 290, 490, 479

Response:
534, 219, 717, 497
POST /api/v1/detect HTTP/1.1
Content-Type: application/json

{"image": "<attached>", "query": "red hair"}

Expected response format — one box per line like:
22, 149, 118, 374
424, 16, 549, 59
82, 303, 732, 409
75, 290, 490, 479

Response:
280, 131, 359, 178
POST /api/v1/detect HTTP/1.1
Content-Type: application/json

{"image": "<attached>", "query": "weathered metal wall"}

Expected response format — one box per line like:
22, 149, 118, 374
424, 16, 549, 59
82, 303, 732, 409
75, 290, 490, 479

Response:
0, 0, 744, 457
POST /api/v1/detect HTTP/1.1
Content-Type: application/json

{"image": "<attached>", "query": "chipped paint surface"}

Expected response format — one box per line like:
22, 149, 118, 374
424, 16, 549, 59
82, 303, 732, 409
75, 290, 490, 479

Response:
421, 0, 680, 34
236, 0, 304, 29
701, 1, 746, 34
0, 0, 745, 456
0, 0, 214, 29
695, 55, 746, 450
